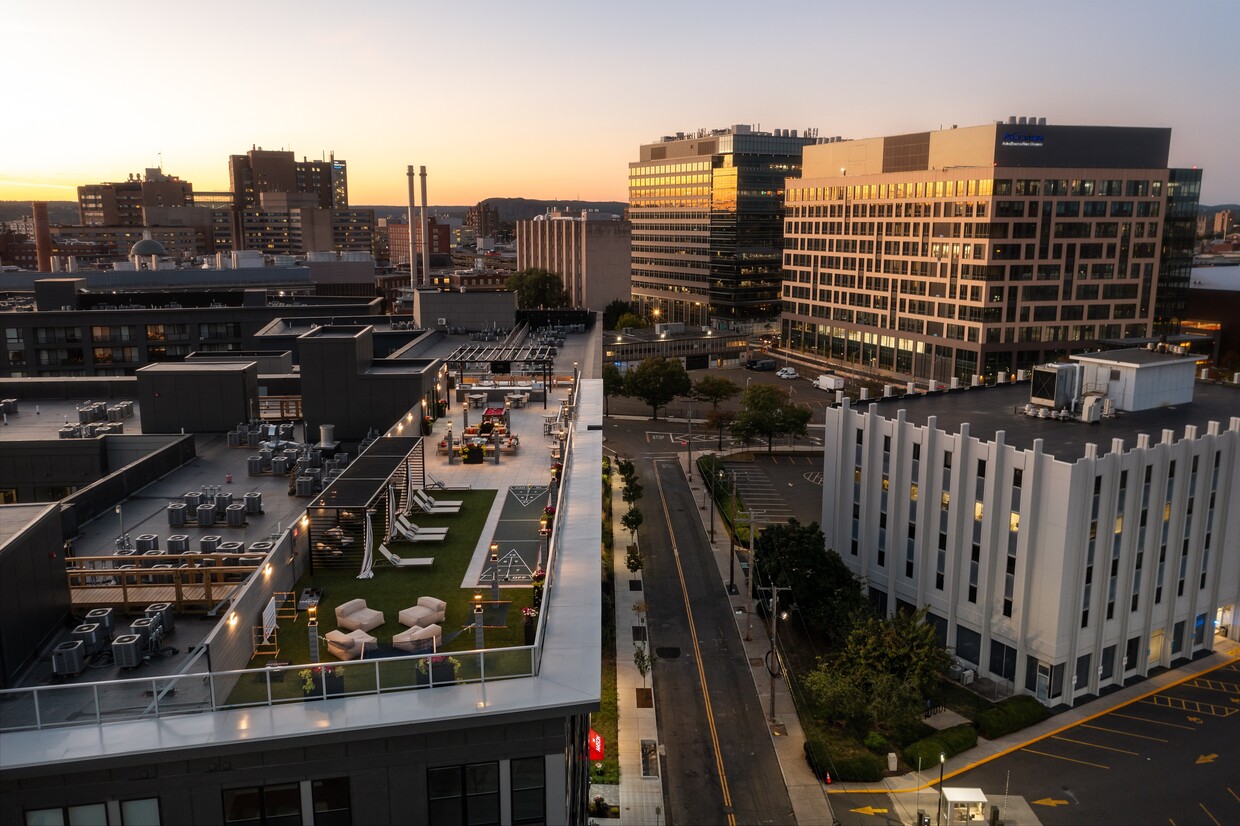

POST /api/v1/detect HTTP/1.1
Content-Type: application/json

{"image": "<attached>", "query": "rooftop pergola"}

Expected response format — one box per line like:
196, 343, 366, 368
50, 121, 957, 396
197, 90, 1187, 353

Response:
443, 344, 559, 410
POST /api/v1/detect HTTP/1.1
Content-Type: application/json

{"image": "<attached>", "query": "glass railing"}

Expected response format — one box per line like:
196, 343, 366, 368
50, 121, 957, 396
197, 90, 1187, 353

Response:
0, 645, 536, 733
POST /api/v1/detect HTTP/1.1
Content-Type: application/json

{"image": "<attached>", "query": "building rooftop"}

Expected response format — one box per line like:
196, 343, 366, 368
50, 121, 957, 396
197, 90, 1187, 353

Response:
1071, 348, 1199, 367
858, 380, 1240, 462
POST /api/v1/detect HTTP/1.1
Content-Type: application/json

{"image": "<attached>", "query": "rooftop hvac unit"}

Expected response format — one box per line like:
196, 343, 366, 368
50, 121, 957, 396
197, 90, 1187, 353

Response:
135, 534, 159, 552
200, 535, 221, 553
949, 663, 965, 681
960, 669, 975, 685
85, 607, 114, 635
167, 534, 189, 552
197, 503, 216, 526
226, 503, 246, 526
244, 492, 263, 514
113, 634, 143, 669
1030, 363, 1080, 410
53, 641, 86, 677
71, 623, 103, 654
247, 541, 274, 555
129, 617, 157, 647
146, 603, 175, 634
167, 503, 187, 527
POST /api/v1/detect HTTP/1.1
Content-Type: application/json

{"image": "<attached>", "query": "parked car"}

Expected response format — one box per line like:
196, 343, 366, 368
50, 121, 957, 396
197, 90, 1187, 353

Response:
776, 367, 799, 380
747, 359, 777, 371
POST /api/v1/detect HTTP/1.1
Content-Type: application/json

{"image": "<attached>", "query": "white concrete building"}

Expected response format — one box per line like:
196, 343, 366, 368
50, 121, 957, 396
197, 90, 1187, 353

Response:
515, 209, 631, 311
821, 352, 1239, 706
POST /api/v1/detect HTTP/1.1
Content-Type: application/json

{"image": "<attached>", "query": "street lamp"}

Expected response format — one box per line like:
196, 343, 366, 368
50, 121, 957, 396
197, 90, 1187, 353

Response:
446, 421, 454, 464
490, 542, 500, 600
307, 604, 320, 662
937, 752, 946, 826
474, 591, 485, 649
708, 470, 721, 544
114, 504, 128, 550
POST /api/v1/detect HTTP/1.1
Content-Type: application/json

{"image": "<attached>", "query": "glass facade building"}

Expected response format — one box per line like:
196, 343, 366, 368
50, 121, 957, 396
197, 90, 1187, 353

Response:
781, 122, 1202, 383
629, 126, 815, 331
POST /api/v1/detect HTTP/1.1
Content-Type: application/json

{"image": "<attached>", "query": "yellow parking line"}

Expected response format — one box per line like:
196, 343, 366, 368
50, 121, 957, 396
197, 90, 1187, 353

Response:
1200, 803, 1221, 826
1228, 787, 1239, 804
1021, 747, 1109, 769
1111, 712, 1197, 730
1051, 735, 1139, 755
1080, 723, 1168, 742
1188, 678, 1240, 695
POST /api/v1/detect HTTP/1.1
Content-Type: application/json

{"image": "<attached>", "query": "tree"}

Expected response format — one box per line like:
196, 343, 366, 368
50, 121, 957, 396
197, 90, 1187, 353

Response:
705, 408, 737, 449
617, 458, 636, 482
633, 643, 654, 689
508, 268, 568, 309
803, 607, 950, 733
625, 546, 644, 574
614, 312, 648, 331
690, 376, 741, 413
602, 300, 637, 330
752, 519, 871, 646
621, 506, 644, 542
730, 383, 812, 453
622, 478, 643, 504
624, 356, 692, 421
602, 363, 625, 414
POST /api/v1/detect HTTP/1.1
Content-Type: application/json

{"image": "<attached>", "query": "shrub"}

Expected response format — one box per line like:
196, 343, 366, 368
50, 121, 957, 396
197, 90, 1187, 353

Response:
864, 731, 890, 754
977, 695, 1049, 740
803, 739, 830, 778
903, 723, 978, 769
885, 717, 935, 748
833, 754, 885, 782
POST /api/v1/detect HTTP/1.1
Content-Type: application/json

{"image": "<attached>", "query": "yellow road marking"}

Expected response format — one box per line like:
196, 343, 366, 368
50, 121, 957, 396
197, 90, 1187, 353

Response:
1111, 712, 1198, 730
1021, 747, 1110, 770
653, 460, 737, 826
1200, 803, 1221, 826
1051, 735, 1138, 755
830, 652, 1240, 795
1187, 677, 1240, 695
1227, 787, 1239, 804
1086, 719, 1170, 739
1140, 694, 1238, 717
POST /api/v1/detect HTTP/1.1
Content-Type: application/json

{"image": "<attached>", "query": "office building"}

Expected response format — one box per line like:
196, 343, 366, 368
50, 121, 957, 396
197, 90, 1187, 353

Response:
517, 209, 631, 309
782, 121, 1203, 384
78, 169, 193, 227
228, 148, 348, 211
385, 217, 452, 268
466, 201, 500, 239
629, 125, 816, 330
820, 350, 1239, 707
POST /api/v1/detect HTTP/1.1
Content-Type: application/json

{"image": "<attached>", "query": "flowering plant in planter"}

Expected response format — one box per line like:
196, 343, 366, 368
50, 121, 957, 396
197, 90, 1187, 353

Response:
299, 665, 344, 695
543, 505, 556, 518
530, 568, 546, 585
522, 606, 539, 620
416, 654, 462, 677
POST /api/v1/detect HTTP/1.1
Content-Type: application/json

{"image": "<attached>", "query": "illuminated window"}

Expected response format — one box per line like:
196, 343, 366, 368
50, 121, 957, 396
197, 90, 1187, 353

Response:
1009, 513, 1020, 533
975, 502, 985, 522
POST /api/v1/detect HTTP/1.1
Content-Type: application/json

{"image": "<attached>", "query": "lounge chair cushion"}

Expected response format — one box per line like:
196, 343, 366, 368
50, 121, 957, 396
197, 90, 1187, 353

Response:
392, 623, 442, 652
324, 628, 376, 660
335, 598, 384, 632
399, 596, 446, 628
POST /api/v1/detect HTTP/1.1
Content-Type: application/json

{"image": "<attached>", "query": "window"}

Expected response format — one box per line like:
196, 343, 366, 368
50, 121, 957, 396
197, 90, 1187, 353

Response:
510, 758, 545, 825
25, 799, 160, 826
224, 784, 300, 826
428, 763, 500, 826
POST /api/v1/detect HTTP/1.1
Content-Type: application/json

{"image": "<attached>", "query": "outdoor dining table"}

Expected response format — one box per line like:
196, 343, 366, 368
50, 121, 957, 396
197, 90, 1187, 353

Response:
468, 393, 487, 409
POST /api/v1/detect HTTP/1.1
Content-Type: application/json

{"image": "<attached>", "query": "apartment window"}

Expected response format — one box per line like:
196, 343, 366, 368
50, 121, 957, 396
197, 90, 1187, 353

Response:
428, 762, 500, 826
510, 757, 546, 825
224, 783, 301, 826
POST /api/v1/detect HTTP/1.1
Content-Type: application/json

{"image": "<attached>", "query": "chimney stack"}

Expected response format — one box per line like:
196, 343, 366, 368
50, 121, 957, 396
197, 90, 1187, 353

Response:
406, 165, 417, 301
32, 202, 53, 272
419, 166, 430, 288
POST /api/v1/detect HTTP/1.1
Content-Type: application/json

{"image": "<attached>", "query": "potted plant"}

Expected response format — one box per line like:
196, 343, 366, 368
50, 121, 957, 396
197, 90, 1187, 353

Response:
522, 606, 538, 645
299, 665, 345, 698
416, 655, 462, 686
531, 568, 546, 610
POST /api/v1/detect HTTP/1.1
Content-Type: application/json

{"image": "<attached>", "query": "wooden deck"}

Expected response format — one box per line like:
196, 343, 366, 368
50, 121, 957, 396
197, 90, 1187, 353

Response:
67, 554, 261, 614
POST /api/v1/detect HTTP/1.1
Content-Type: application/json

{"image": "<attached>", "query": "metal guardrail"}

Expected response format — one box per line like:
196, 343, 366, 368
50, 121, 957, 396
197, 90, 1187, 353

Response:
0, 645, 537, 733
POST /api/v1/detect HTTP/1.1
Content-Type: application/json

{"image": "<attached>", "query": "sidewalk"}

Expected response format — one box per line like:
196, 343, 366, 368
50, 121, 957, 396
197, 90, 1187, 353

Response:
602, 470, 663, 826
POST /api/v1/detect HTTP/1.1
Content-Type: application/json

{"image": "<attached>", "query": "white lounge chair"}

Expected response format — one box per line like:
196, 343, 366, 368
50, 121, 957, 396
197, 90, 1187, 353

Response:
376, 543, 435, 568
394, 513, 448, 536
392, 515, 448, 543
414, 489, 463, 509
410, 491, 460, 514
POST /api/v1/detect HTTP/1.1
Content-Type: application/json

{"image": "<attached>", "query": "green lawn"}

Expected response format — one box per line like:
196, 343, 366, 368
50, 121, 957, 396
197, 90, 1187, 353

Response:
592, 466, 620, 784
226, 489, 540, 705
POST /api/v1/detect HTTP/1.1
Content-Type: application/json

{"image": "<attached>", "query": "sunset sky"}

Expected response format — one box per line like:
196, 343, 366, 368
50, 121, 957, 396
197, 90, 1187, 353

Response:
3, 0, 1238, 206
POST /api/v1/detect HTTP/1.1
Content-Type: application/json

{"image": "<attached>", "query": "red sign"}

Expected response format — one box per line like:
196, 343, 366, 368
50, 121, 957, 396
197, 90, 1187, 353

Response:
588, 729, 605, 761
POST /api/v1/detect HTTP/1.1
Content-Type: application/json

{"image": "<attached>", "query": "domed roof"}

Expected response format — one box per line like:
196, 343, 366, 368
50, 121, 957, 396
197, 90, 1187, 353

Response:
130, 238, 166, 257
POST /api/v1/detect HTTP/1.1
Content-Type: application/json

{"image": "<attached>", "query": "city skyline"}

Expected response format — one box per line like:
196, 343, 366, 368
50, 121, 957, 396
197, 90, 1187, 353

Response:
3, 0, 1239, 206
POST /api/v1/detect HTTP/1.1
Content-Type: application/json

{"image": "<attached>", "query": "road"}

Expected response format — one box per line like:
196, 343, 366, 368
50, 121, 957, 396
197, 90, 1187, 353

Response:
607, 413, 795, 826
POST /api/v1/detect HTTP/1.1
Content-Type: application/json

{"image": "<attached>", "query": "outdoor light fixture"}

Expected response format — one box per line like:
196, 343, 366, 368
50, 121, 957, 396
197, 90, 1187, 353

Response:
301, 515, 309, 528
308, 604, 317, 623
264, 563, 272, 576
228, 612, 238, 627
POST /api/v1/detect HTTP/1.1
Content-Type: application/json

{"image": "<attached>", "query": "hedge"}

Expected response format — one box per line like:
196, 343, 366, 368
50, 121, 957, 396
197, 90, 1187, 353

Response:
903, 723, 978, 768
976, 695, 1049, 740
803, 742, 885, 782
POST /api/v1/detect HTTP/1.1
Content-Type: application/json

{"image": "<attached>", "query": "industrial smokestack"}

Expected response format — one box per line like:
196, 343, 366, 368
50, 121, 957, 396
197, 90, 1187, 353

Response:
33, 202, 52, 272
406, 165, 417, 306
419, 166, 430, 289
